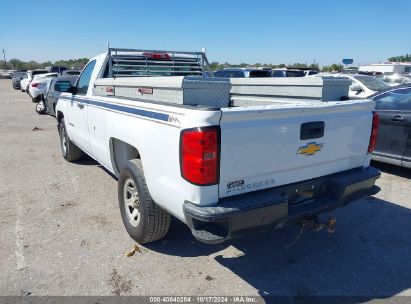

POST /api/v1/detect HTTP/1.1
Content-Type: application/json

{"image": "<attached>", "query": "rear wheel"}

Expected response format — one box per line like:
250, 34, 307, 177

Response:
35, 101, 46, 114
58, 118, 83, 161
118, 159, 171, 244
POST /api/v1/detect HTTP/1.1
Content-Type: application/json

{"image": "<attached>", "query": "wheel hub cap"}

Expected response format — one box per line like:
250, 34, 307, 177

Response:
60, 128, 67, 155
123, 178, 140, 227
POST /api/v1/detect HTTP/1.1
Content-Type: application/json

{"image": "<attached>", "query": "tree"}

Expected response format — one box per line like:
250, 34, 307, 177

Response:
388, 53, 411, 62
53, 58, 89, 68
322, 64, 343, 72
289, 63, 307, 68
0, 58, 90, 71
309, 63, 319, 69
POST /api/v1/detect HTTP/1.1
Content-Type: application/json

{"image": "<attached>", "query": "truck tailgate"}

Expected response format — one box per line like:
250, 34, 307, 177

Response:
219, 100, 375, 198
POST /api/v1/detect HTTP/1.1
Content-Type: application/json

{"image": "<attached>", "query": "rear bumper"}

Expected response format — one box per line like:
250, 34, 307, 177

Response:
183, 167, 381, 244
12, 82, 21, 89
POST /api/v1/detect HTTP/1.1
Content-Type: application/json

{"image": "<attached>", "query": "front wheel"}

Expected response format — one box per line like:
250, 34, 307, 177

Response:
35, 101, 46, 114
118, 159, 171, 244
58, 118, 83, 161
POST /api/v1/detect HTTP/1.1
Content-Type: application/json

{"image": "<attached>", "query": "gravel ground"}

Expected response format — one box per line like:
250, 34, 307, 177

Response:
0, 79, 410, 302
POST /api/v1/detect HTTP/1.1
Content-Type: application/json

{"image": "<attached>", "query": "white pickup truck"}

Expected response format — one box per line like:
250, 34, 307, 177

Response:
55, 48, 380, 244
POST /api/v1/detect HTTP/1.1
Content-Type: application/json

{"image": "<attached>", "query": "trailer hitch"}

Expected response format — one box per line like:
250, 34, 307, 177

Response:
284, 216, 337, 249
299, 216, 337, 234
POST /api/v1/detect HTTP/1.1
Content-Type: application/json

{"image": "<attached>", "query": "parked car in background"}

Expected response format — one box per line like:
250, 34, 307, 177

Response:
347, 74, 390, 98
321, 74, 390, 99
62, 70, 81, 76
214, 68, 271, 78
20, 70, 49, 92
0, 70, 12, 79
380, 74, 411, 87
11, 71, 27, 89
370, 84, 411, 168
28, 72, 59, 102
37, 75, 78, 115
304, 70, 318, 76
272, 68, 305, 77
19, 72, 31, 92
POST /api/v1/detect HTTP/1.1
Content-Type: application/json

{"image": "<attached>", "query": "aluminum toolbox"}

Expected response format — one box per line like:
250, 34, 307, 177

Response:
94, 76, 231, 108
230, 76, 350, 107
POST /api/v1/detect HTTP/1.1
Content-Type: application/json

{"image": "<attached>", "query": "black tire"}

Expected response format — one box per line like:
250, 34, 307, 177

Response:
32, 96, 40, 103
58, 118, 83, 161
118, 159, 171, 244
35, 101, 46, 114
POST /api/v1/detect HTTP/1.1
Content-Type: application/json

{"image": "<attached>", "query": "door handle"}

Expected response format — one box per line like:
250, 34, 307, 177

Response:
391, 115, 404, 122
77, 103, 84, 109
300, 121, 325, 140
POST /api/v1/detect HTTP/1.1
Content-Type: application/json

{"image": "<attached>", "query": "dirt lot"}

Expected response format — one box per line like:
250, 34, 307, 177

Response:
1, 79, 410, 300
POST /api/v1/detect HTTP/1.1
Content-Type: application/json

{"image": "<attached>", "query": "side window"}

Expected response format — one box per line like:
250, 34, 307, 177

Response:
375, 89, 411, 110
249, 70, 271, 78
214, 70, 224, 77
55, 81, 72, 92
232, 71, 245, 78
286, 71, 304, 77
272, 70, 284, 77
76, 60, 96, 95
222, 71, 231, 78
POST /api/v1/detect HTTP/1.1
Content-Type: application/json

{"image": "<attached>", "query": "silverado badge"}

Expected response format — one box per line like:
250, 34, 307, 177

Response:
297, 142, 323, 156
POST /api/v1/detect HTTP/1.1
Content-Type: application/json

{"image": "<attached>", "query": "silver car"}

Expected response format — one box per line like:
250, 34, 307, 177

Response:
380, 74, 411, 87
36, 75, 78, 115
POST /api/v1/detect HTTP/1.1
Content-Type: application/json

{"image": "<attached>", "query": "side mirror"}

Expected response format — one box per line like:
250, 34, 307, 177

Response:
350, 84, 363, 92
67, 86, 77, 94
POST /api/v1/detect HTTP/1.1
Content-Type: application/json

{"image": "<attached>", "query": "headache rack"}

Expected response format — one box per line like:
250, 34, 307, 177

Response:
107, 48, 212, 78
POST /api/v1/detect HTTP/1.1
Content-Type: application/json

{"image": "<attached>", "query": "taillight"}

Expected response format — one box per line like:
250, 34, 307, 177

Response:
368, 111, 379, 153
180, 127, 220, 185
31, 82, 39, 87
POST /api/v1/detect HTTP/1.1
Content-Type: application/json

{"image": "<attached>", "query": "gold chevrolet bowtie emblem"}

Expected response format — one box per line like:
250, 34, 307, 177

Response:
297, 142, 323, 156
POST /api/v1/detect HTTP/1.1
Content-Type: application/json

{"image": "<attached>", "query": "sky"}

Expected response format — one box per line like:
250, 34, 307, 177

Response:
1, 0, 410, 67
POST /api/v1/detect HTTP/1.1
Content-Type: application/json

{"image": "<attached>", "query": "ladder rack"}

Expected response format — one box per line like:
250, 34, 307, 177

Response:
107, 48, 212, 78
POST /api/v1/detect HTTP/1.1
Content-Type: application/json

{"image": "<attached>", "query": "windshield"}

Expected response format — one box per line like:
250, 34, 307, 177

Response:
353, 75, 390, 91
